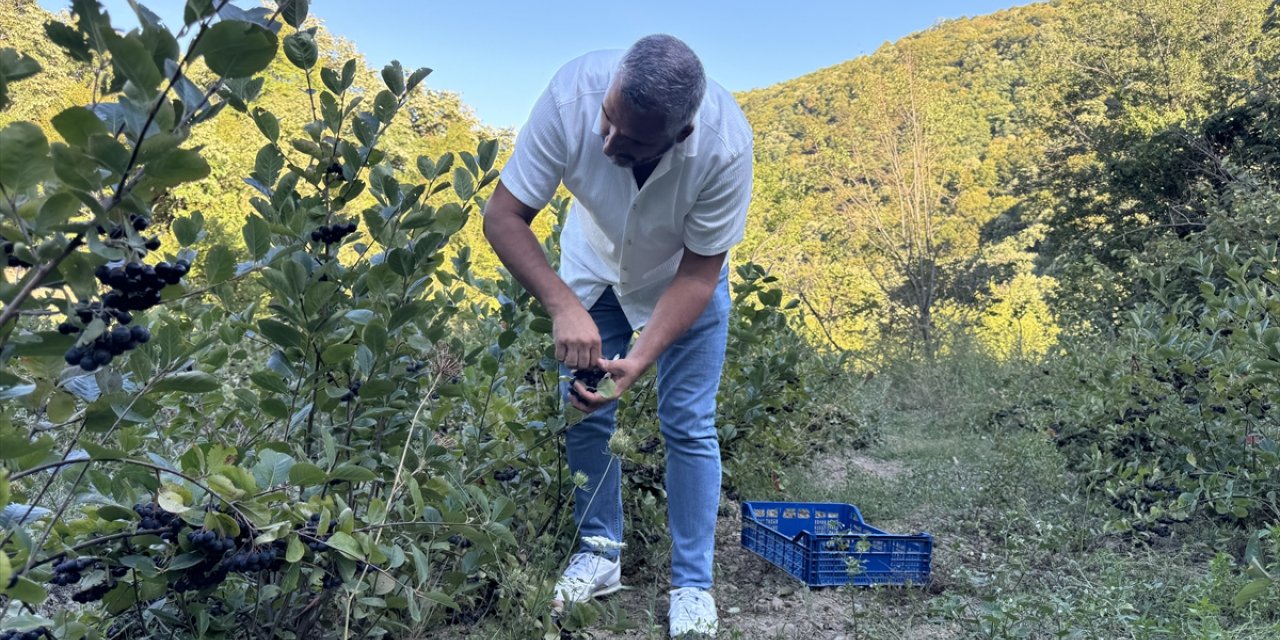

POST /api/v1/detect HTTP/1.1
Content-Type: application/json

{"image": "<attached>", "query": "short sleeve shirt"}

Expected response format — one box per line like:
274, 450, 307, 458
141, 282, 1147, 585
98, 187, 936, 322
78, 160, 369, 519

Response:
500, 50, 754, 328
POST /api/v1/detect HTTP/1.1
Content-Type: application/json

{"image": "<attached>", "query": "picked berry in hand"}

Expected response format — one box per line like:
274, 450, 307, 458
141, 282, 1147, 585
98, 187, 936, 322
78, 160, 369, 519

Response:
573, 367, 608, 391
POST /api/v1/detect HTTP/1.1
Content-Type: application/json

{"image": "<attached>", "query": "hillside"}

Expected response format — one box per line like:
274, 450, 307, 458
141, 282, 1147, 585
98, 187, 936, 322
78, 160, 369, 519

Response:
736, 0, 1273, 360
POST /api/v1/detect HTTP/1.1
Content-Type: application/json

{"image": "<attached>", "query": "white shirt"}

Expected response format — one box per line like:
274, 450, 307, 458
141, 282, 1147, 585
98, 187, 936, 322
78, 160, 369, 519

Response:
501, 50, 754, 328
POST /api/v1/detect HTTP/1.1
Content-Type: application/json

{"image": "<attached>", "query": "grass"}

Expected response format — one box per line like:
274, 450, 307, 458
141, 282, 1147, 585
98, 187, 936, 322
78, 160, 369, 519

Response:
432, 359, 1280, 639
758, 371, 1280, 640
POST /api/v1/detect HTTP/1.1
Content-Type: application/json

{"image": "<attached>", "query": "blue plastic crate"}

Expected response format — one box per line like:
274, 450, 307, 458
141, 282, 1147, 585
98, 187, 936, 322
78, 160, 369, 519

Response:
741, 501, 933, 587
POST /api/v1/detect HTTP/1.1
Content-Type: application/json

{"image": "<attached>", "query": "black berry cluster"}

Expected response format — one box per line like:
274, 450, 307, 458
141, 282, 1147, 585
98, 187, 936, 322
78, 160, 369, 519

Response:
300, 513, 331, 552
448, 534, 472, 549
97, 215, 159, 248
63, 324, 151, 372
71, 580, 114, 603
406, 360, 426, 374
492, 467, 517, 483
573, 368, 607, 391
134, 502, 182, 542
340, 379, 362, 402
173, 558, 229, 593
0, 627, 52, 640
49, 556, 95, 586
2, 241, 32, 268
187, 529, 235, 556
223, 543, 285, 574
310, 220, 358, 245
95, 259, 188, 312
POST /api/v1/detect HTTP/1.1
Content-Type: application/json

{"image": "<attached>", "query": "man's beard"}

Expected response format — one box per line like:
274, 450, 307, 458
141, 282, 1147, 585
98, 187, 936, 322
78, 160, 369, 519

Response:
606, 140, 675, 169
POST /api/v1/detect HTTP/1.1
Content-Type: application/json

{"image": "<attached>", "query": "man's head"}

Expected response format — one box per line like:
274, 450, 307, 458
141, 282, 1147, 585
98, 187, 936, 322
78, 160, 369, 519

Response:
600, 34, 706, 168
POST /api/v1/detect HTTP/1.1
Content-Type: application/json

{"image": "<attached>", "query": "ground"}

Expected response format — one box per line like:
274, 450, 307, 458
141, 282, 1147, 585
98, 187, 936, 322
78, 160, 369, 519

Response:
433, 401, 1279, 639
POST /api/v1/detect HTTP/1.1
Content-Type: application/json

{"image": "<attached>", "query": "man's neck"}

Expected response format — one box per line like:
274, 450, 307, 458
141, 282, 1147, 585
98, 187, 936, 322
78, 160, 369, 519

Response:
632, 159, 659, 189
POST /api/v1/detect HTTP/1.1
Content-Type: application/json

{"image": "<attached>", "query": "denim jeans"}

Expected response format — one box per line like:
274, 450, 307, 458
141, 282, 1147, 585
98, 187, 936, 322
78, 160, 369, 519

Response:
562, 269, 730, 589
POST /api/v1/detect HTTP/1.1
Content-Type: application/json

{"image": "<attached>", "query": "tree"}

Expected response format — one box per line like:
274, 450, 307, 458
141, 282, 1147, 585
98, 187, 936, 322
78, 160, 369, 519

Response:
828, 55, 957, 360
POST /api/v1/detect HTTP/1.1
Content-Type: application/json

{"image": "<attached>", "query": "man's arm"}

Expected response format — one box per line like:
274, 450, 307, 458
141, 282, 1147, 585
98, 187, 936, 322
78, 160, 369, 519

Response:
482, 181, 602, 370
572, 247, 724, 411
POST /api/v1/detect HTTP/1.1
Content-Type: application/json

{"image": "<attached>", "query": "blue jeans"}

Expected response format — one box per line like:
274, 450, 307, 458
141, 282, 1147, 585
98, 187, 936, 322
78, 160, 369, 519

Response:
562, 270, 730, 589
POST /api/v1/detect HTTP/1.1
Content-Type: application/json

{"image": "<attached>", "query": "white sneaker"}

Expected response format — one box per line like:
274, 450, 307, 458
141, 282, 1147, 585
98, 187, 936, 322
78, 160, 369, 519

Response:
552, 552, 622, 612
668, 587, 718, 637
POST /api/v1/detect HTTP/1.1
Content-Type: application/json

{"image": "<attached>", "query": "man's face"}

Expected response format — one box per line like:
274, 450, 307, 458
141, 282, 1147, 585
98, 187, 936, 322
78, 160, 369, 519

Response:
599, 83, 678, 169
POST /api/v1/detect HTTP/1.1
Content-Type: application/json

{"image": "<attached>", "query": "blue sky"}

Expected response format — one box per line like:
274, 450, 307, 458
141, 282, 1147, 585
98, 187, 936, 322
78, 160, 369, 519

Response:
37, 1, 1032, 129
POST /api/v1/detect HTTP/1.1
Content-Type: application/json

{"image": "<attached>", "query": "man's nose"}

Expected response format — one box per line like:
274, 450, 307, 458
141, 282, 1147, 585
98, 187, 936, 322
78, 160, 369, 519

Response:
602, 130, 624, 157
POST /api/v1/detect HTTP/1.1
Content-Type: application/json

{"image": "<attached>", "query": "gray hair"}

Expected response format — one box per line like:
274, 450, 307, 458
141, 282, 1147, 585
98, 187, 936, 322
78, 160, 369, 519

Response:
617, 35, 706, 134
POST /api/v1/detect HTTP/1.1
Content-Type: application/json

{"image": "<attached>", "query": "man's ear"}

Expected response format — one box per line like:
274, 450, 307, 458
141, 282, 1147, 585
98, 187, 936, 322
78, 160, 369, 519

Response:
676, 124, 694, 143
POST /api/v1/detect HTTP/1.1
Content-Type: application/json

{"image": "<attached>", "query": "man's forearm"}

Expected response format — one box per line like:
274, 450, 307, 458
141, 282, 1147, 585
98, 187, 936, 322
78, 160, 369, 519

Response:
627, 272, 719, 370
482, 211, 580, 315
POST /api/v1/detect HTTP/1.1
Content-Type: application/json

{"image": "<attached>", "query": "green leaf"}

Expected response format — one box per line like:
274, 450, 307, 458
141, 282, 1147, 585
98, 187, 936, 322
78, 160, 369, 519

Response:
381, 60, 405, 96
203, 244, 235, 283
288, 462, 326, 487
325, 531, 363, 560
1233, 578, 1273, 608
286, 535, 305, 563
321, 343, 358, 364
320, 67, 342, 95
280, 0, 309, 28
0, 122, 51, 192
158, 486, 189, 514
106, 33, 162, 98
253, 144, 283, 186
251, 108, 280, 143
283, 32, 318, 70
329, 463, 376, 483
184, 0, 216, 25
421, 590, 459, 610
144, 148, 210, 187
203, 510, 240, 538
249, 370, 290, 394
252, 449, 295, 488
406, 66, 431, 93
172, 210, 204, 246
150, 371, 220, 394
257, 319, 305, 350
243, 215, 270, 260
373, 90, 397, 123
357, 378, 395, 398
197, 21, 278, 78
3, 577, 46, 605
452, 166, 475, 201
46, 391, 76, 423
0, 48, 40, 94
51, 106, 106, 148
72, 0, 112, 51
0, 550, 9, 597
477, 138, 498, 172
45, 21, 92, 63
530, 317, 553, 334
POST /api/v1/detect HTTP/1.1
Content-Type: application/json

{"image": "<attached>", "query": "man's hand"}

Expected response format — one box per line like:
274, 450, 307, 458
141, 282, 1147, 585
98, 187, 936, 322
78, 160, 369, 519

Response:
553, 304, 602, 370
568, 356, 648, 413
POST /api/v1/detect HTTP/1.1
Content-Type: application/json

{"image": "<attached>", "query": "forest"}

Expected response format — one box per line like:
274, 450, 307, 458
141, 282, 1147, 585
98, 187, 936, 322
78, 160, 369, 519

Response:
1, 0, 1277, 638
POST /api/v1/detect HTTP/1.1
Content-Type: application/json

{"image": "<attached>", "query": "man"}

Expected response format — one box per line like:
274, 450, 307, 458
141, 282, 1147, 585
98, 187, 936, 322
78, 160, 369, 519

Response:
482, 34, 752, 637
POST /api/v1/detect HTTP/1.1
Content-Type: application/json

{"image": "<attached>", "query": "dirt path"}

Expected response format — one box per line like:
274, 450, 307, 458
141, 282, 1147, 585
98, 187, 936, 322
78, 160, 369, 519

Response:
587, 443, 954, 640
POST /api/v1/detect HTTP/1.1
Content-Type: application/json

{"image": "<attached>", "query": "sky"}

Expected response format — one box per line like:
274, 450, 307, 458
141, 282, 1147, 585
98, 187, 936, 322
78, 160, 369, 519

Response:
36, 1, 1032, 130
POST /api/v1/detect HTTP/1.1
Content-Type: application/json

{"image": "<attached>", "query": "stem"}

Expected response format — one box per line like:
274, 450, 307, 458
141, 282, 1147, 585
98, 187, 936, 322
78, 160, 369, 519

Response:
15, 528, 167, 577
0, 235, 84, 335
